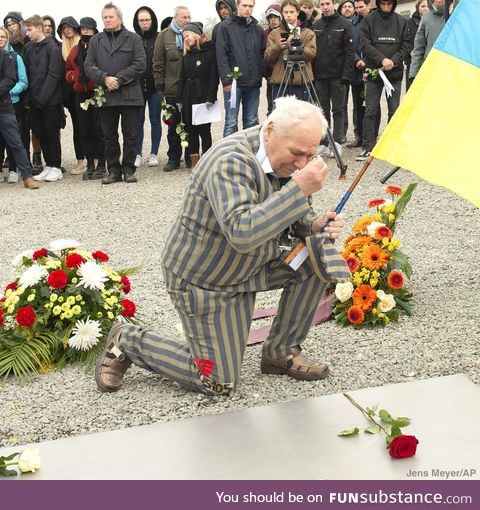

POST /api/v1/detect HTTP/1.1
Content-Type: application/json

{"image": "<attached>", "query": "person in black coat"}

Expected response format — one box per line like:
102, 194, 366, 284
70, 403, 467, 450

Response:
405, 0, 428, 90
176, 22, 218, 169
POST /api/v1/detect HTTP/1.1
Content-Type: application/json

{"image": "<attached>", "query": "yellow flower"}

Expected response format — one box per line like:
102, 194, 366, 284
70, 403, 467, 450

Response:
103, 303, 111, 310
53, 306, 62, 315
7, 305, 15, 314
67, 296, 76, 305
370, 278, 378, 288
107, 311, 114, 320
27, 294, 35, 302
44, 303, 50, 308
50, 294, 58, 302
75, 295, 82, 301
58, 296, 64, 303
110, 296, 118, 304
97, 312, 103, 318
392, 239, 401, 248
5, 289, 13, 296
389, 214, 395, 221
373, 212, 382, 221
372, 270, 380, 278
372, 308, 378, 315
72, 305, 81, 315
17, 287, 25, 295
45, 258, 61, 269
382, 237, 389, 246
378, 312, 385, 318
383, 204, 395, 213
81, 301, 85, 305
388, 244, 395, 252
61, 302, 70, 311
64, 310, 73, 319
12, 295, 20, 304
71, 277, 78, 284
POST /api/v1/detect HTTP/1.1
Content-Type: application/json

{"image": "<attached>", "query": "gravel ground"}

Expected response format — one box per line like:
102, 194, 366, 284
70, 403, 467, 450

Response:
0, 91, 479, 448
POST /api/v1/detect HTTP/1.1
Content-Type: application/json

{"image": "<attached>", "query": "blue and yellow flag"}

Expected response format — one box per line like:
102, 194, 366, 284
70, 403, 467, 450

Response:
372, 0, 480, 208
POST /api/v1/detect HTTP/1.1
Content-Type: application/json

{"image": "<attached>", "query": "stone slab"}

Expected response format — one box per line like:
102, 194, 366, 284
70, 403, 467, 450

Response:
1, 374, 479, 480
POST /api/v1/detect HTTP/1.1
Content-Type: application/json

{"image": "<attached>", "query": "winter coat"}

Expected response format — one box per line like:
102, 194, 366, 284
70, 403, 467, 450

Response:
265, 27, 316, 85
176, 41, 219, 126
406, 10, 421, 66
216, 15, 265, 88
360, 0, 411, 82
409, 7, 445, 78
153, 26, 183, 97
0, 50, 16, 113
351, 14, 365, 85
85, 26, 146, 107
212, 0, 237, 43
65, 41, 97, 93
23, 36, 65, 108
4, 44, 28, 103
312, 11, 355, 81
133, 6, 159, 95
303, 9, 319, 29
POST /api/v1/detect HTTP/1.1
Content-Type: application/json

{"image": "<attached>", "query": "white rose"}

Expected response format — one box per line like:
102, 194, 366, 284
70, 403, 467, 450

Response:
181, 140, 189, 148
233, 66, 239, 72
17, 448, 41, 474
366, 221, 386, 237
376, 290, 396, 313
335, 281, 354, 303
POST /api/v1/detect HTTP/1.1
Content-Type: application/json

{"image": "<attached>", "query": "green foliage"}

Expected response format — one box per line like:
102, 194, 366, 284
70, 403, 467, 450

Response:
338, 427, 359, 437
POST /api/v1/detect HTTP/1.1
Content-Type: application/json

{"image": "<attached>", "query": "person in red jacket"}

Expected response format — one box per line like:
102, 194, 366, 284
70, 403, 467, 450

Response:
65, 17, 106, 180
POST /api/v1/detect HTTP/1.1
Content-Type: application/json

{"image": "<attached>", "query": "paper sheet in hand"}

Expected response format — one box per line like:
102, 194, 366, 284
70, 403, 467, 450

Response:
192, 102, 222, 125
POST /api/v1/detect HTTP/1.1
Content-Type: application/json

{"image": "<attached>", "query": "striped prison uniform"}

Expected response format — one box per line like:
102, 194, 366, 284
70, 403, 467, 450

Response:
120, 126, 349, 395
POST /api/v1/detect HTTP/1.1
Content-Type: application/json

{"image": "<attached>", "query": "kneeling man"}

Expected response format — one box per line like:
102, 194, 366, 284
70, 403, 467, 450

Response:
95, 96, 349, 396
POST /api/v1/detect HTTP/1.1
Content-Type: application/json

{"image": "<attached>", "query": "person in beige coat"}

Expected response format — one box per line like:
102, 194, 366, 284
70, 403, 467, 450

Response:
265, 0, 316, 102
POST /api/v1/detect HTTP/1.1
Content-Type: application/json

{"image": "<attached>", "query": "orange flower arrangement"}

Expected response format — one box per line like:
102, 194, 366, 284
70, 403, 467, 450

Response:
333, 184, 416, 328
352, 284, 377, 311
361, 244, 390, 270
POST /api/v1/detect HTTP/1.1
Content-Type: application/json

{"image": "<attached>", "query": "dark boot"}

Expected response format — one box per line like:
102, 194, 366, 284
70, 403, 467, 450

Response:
123, 167, 138, 183
102, 169, 123, 185
91, 158, 106, 180
32, 152, 43, 176
82, 158, 95, 180
190, 154, 200, 169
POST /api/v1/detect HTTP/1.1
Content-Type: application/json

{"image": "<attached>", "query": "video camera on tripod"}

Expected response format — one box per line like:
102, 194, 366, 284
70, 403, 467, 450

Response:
280, 32, 304, 63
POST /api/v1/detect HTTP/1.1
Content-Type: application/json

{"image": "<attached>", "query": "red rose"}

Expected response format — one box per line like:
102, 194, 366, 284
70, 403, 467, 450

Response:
92, 251, 109, 262
389, 435, 419, 459
32, 248, 48, 260
121, 299, 136, 318
5, 281, 18, 293
16, 306, 37, 328
120, 276, 131, 294
65, 253, 85, 269
163, 117, 173, 126
47, 270, 68, 289
0, 309, 4, 327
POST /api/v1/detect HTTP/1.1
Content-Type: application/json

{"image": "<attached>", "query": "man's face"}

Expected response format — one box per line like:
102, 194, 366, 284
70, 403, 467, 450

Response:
354, 1, 369, 16
300, 5, 314, 19
264, 119, 323, 178
379, 0, 394, 14
174, 8, 191, 28
6, 21, 19, 35
218, 2, 231, 19
267, 15, 281, 28
43, 19, 53, 36
340, 2, 355, 19
137, 10, 153, 32
237, 0, 255, 18
25, 24, 44, 42
102, 9, 122, 31
320, 0, 335, 17
282, 5, 299, 26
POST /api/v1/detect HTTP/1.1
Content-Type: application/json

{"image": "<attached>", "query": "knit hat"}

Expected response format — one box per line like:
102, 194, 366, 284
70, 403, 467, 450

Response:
265, 3, 282, 19
78, 17, 98, 34
183, 21, 203, 36
4, 12, 23, 27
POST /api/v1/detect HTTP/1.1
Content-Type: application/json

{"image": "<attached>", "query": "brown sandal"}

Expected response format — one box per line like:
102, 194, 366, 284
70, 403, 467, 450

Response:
261, 349, 330, 381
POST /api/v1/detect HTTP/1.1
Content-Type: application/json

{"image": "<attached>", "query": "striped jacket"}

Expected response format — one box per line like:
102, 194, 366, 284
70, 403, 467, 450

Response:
162, 126, 349, 290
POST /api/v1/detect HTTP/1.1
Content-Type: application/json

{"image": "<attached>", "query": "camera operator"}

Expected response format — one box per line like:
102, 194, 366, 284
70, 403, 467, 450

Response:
265, 0, 315, 101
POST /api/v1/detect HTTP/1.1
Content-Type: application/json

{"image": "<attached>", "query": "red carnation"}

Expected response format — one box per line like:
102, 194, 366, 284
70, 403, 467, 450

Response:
92, 251, 109, 262
5, 281, 18, 293
0, 309, 4, 327
389, 435, 419, 459
386, 185, 403, 196
47, 270, 68, 289
32, 248, 48, 260
121, 299, 136, 318
65, 253, 85, 269
368, 198, 385, 209
120, 276, 131, 294
16, 306, 37, 328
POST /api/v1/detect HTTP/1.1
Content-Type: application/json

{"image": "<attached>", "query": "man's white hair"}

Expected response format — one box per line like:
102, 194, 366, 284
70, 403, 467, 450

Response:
174, 5, 190, 16
266, 96, 327, 136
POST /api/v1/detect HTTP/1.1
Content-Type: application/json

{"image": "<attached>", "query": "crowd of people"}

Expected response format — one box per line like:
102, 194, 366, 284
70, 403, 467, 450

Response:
0, 0, 447, 188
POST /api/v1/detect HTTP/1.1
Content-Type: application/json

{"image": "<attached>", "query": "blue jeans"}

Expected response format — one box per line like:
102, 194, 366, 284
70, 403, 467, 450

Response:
135, 91, 162, 156
272, 84, 309, 102
0, 113, 32, 179
223, 86, 260, 137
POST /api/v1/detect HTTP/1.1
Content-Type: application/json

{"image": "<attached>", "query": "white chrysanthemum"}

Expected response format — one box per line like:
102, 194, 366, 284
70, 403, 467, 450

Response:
19, 264, 48, 288
366, 221, 386, 237
12, 249, 35, 272
77, 261, 108, 290
68, 318, 102, 351
49, 239, 80, 252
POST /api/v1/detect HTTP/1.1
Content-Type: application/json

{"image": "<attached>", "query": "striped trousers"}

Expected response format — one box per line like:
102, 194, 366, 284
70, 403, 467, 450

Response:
119, 257, 327, 395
